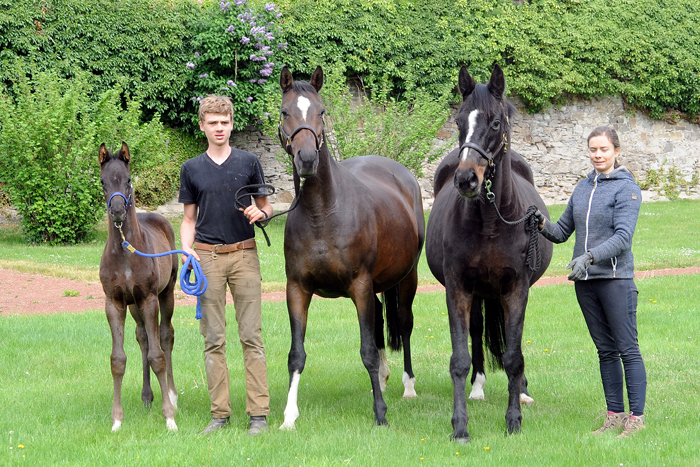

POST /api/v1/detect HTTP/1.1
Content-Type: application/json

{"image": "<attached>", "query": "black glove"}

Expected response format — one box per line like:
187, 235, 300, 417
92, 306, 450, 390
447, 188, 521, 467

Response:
534, 210, 546, 230
567, 252, 593, 281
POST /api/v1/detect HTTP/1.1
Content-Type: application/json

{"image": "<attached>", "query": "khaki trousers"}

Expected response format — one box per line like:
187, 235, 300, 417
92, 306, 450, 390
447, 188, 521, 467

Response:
195, 244, 270, 418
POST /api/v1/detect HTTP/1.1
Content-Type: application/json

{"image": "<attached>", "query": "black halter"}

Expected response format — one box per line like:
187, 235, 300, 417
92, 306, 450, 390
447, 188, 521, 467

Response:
278, 116, 325, 155
457, 113, 510, 167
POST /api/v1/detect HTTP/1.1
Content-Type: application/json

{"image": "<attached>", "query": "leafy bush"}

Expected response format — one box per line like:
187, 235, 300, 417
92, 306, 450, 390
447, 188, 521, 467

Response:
0, 0, 201, 125
281, 0, 700, 118
0, 71, 171, 243
184, 0, 288, 131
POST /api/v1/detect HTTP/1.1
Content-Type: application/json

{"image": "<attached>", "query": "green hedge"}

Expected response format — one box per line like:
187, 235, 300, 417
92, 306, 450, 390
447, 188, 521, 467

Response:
282, 0, 700, 118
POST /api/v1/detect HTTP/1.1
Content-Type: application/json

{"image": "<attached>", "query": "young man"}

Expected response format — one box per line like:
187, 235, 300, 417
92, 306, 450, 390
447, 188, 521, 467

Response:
179, 95, 272, 435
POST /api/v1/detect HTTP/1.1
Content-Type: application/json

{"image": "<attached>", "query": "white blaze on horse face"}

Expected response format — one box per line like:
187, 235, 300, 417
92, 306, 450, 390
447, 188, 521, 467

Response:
280, 371, 301, 430
297, 96, 311, 122
460, 109, 480, 162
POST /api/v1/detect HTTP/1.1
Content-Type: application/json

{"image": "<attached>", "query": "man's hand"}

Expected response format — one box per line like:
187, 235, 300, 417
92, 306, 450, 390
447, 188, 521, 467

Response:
241, 205, 268, 224
181, 247, 200, 266
567, 252, 593, 281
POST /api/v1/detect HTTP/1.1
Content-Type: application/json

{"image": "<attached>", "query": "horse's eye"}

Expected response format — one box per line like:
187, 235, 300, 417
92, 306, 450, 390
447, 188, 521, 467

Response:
319, 109, 325, 118
281, 109, 289, 118
127, 178, 131, 185
491, 120, 501, 130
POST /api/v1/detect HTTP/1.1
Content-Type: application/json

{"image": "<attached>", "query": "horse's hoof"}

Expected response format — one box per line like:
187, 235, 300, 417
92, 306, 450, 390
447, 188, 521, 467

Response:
402, 373, 417, 398
111, 420, 122, 432
278, 422, 296, 431
452, 434, 470, 444
520, 393, 534, 406
166, 419, 178, 431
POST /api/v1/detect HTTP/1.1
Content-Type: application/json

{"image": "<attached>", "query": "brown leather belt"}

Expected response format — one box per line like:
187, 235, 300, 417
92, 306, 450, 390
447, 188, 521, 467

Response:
194, 238, 256, 253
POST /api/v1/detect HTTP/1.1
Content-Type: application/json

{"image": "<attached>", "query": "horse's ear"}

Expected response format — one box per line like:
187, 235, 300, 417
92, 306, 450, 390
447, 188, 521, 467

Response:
98, 143, 109, 165
458, 66, 476, 101
280, 66, 293, 93
119, 141, 131, 164
487, 64, 506, 100
310, 66, 323, 92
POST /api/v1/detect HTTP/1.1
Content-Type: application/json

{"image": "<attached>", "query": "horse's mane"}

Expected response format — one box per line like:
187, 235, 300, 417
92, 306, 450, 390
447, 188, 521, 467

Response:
289, 80, 318, 96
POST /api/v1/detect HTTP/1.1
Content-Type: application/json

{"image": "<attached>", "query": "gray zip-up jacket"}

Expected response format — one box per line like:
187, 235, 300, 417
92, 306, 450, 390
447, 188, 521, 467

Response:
540, 166, 642, 280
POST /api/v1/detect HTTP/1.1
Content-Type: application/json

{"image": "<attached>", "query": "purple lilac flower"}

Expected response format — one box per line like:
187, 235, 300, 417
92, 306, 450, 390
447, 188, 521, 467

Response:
277, 42, 287, 51
264, 32, 274, 41
250, 26, 265, 36
264, 3, 275, 12
257, 79, 267, 84
263, 50, 274, 57
259, 68, 273, 77
220, 1, 230, 13
250, 79, 257, 83
235, 0, 246, 6
246, 96, 253, 103
199, 73, 209, 78
264, 112, 271, 117
186, 62, 195, 69
227, 80, 237, 87
194, 52, 200, 58
191, 96, 203, 104
226, 25, 235, 34
250, 21, 257, 27
276, 12, 282, 18
240, 36, 250, 45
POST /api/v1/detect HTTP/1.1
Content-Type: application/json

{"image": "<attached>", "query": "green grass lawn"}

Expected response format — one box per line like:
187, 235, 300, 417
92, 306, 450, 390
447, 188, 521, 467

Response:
1, 199, 699, 290
1, 274, 698, 465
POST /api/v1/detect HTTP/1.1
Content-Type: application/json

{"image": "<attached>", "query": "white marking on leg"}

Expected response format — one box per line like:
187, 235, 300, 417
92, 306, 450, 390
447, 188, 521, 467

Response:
169, 389, 178, 411
166, 418, 178, 431
111, 420, 122, 432
460, 109, 480, 161
520, 393, 534, 406
378, 349, 390, 392
280, 371, 301, 430
402, 371, 417, 398
297, 96, 311, 122
468, 372, 486, 400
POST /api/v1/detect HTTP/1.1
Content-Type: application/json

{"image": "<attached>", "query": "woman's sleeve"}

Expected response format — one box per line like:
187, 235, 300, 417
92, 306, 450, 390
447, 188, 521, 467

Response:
540, 198, 576, 244
588, 181, 642, 263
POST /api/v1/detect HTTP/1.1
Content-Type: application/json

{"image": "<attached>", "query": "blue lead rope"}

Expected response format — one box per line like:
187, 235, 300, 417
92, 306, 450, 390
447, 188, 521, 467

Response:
119, 232, 208, 320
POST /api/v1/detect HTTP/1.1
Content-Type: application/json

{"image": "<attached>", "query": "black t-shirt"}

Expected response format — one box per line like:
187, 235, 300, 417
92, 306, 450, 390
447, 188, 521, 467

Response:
179, 149, 266, 245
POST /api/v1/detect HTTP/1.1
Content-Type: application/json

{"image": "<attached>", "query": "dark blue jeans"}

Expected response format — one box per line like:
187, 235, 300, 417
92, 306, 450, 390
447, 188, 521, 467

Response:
575, 279, 647, 415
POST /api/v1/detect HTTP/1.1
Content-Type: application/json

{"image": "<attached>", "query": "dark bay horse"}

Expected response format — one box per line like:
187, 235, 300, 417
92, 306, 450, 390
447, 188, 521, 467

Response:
278, 66, 425, 429
426, 65, 553, 443
98, 142, 179, 431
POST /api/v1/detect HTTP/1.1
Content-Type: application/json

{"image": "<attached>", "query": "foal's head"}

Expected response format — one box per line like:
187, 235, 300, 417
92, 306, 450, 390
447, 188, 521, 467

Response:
279, 66, 326, 178
453, 65, 514, 198
98, 142, 133, 224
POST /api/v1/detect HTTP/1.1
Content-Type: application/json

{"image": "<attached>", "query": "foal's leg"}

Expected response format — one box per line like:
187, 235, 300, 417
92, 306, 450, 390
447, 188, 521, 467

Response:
468, 300, 486, 401
139, 294, 177, 431
280, 281, 312, 430
106, 300, 127, 432
129, 304, 154, 408
350, 276, 388, 426
501, 287, 529, 434
398, 266, 418, 398
158, 277, 178, 411
445, 281, 473, 443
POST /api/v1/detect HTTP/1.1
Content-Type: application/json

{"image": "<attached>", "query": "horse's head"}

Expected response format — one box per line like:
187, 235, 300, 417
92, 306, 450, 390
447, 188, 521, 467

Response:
98, 142, 133, 224
279, 66, 326, 178
453, 65, 513, 198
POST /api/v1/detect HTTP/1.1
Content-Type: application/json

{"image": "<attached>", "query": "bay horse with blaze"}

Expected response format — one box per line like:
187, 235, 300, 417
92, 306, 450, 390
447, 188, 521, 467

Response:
99, 142, 179, 431
278, 66, 425, 429
426, 65, 553, 442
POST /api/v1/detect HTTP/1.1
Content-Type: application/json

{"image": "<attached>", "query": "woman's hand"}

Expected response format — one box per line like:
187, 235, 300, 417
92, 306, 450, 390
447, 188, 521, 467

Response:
567, 252, 593, 281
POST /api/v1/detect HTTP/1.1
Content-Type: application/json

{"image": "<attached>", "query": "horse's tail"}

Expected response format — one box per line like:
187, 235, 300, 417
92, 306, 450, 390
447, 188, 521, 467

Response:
483, 298, 506, 370
383, 285, 402, 352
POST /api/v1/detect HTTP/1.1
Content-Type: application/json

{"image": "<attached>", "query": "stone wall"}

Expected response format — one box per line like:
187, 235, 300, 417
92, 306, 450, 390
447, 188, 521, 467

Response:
229, 96, 700, 209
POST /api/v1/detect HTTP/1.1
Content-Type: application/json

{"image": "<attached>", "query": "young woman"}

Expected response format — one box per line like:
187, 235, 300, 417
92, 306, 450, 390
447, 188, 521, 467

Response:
535, 126, 647, 438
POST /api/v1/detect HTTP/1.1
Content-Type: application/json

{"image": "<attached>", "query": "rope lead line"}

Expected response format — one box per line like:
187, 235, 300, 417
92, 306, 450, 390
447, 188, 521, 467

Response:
116, 223, 208, 319
234, 183, 303, 246
482, 183, 542, 272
